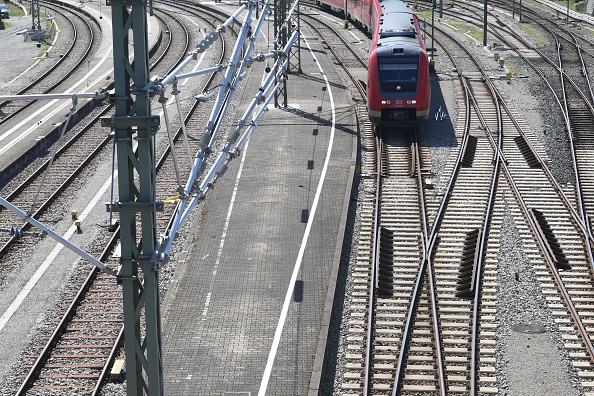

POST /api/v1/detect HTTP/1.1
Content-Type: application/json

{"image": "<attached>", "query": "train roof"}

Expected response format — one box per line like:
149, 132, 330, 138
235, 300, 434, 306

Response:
376, 0, 420, 48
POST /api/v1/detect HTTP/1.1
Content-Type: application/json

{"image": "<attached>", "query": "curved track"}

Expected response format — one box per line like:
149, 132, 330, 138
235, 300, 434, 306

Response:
5, 4, 233, 393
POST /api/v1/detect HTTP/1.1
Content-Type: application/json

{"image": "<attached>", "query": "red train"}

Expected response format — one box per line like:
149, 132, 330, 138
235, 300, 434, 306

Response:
317, 0, 431, 126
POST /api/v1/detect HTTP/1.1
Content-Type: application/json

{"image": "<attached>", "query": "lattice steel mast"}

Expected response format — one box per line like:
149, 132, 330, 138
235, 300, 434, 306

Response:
101, 0, 164, 393
274, 0, 300, 107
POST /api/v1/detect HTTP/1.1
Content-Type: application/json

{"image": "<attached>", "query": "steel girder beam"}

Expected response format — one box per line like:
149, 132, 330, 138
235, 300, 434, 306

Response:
102, 0, 164, 394
274, 0, 288, 107
286, 2, 301, 74
31, 0, 40, 29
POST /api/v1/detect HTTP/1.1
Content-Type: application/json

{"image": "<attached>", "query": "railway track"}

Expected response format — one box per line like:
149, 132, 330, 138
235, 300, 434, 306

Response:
0, 0, 100, 126
0, 10, 182, 258
3, 3, 236, 392
318, 1, 594, 392
431, 12, 594, 393
4, 1, 594, 394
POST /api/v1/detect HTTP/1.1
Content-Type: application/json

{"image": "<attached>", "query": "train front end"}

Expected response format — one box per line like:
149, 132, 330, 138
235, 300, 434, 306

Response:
366, 3, 430, 127
367, 44, 430, 127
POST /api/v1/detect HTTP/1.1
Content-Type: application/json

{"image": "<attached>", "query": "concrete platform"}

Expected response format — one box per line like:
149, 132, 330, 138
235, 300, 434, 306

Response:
161, 30, 358, 395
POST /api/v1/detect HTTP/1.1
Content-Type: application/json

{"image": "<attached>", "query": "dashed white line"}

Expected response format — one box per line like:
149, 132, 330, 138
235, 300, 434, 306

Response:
257, 32, 336, 396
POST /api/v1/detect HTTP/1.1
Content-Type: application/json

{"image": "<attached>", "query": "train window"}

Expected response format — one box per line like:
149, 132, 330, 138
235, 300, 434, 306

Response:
378, 61, 418, 93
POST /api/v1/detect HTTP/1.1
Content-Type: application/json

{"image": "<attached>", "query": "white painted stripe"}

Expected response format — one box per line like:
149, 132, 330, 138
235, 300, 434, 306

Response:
0, 173, 116, 332
257, 33, 336, 396
0, 17, 114, 154
200, 138, 250, 319
0, 13, 206, 333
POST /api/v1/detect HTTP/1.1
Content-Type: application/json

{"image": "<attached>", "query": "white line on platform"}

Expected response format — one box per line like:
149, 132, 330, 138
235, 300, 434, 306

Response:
257, 33, 336, 396
200, 138, 250, 320
0, 17, 114, 156
0, 174, 115, 332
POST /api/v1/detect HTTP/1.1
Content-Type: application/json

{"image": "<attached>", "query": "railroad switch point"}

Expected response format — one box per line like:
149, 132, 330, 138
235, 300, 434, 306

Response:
75, 220, 82, 234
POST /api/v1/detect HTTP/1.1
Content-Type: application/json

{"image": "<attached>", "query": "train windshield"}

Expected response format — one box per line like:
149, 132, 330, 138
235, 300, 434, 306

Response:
378, 60, 418, 93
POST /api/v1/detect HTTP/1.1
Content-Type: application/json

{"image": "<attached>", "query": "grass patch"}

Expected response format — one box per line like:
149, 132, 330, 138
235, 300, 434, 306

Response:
439, 19, 486, 42
518, 22, 550, 46
7, 2, 25, 17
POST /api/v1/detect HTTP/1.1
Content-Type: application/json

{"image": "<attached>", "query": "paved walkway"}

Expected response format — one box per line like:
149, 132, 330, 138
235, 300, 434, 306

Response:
161, 25, 358, 395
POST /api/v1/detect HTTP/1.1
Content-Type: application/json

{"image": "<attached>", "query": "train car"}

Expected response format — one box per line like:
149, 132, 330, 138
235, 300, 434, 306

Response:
367, 0, 430, 126
316, 0, 431, 127
316, 0, 374, 31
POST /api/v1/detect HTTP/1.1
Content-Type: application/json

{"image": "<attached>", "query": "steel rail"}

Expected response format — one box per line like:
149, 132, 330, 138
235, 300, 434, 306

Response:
568, 31, 594, 105
461, 77, 502, 395
0, 106, 112, 257
12, 6, 211, 392
0, 1, 96, 126
428, 16, 594, 266
435, 17, 594, 387
363, 134, 381, 396
426, 27, 508, 394
469, 72, 594, 374
552, 33, 594, 273
14, 229, 121, 395
392, 132, 447, 396
427, 3, 594, 118
0, 12, 170, 259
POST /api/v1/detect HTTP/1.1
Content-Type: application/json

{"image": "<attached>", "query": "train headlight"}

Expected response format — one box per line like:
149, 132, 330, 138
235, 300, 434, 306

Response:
381, 100, 391, 105
406, 100, 417, 105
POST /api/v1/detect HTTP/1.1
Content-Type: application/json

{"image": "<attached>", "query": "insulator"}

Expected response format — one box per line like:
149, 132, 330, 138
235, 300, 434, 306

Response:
216, 163, 228, 178
200, 132, 211, 150
196, 160, 207, 175
227, 129, 240, 144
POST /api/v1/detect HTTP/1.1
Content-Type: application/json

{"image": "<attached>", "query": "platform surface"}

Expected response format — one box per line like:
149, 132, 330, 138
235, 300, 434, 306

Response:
161, 27, 358, 395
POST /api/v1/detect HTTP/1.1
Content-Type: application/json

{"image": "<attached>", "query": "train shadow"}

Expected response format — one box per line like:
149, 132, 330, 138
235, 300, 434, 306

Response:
421, 72, 458, 148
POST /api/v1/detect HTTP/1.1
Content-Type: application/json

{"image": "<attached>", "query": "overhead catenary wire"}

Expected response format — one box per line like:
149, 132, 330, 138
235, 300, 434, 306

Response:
0, 0, 300, 275
160, 28, 299, 264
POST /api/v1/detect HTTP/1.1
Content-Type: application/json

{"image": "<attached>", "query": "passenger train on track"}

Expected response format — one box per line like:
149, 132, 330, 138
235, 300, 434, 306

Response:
317, 0, 431, 126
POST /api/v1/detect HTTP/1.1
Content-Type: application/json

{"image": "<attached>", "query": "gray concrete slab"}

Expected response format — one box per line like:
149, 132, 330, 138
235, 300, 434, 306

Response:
161, 31, 357, 395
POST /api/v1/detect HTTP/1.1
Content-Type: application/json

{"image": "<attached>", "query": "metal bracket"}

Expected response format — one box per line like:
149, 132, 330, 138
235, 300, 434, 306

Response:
106, 201, 165, 212
106, 0, 145, 6
101, 115, 161, 130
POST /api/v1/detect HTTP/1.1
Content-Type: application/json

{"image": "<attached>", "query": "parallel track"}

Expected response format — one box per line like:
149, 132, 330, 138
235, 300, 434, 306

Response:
9, 6, 223, 393
0, 0, 99, 125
